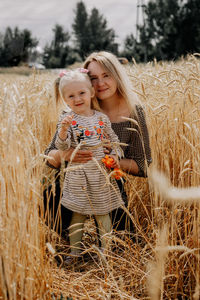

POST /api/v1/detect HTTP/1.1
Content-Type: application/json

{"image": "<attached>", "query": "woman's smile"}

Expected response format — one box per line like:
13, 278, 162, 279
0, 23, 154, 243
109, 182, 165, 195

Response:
98, 88, 108, 93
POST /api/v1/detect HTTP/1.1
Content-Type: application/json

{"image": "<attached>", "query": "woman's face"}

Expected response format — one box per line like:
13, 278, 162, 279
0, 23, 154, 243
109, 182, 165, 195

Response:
87, 61, 118, 101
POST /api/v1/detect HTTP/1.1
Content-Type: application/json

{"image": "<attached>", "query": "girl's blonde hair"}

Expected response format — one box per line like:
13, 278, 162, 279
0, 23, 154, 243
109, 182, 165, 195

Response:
54, 77, 61, 105
58, 69, 100, 111
83, 51, 140, 111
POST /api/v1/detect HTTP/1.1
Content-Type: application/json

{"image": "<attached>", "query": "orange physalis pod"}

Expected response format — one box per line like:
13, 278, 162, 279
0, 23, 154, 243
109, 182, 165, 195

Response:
112, 168, 124, 180
101, 155, 114, 169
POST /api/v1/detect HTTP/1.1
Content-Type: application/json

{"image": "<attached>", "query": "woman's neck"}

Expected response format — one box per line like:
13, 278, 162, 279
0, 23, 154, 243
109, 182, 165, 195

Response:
99, 95, 130, 123
99, 97, 120, 113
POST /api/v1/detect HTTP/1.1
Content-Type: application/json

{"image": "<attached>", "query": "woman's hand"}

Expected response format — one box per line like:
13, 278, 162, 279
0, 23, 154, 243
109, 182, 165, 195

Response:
47, 148, 93, 168
119, 158, 139, 175
107, 155, 120, 169
60, 148, 93, 163
102, 139, 112, 154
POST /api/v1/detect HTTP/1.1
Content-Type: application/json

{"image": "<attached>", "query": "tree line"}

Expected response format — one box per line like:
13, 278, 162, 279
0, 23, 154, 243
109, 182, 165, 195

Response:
0, 0, 199, 68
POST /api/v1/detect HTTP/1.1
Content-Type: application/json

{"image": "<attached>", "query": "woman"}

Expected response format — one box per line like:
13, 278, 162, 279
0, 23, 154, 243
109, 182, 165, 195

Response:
44, 51, 152, 237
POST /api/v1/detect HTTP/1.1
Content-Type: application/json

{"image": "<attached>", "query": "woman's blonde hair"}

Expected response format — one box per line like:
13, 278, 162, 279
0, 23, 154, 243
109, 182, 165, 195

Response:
83, 51, 140, 111
58, 69, 101, 111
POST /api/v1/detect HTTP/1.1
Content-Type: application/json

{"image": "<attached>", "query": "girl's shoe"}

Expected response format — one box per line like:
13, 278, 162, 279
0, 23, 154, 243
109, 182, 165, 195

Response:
63, 253, 82, 266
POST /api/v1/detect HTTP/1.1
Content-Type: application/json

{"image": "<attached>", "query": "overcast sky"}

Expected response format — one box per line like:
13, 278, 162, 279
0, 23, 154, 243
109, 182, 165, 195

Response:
0, 0, 145, 49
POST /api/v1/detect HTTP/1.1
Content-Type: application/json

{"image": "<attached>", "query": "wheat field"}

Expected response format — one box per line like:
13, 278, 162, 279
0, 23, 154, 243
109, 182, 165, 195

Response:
0, 54, 199, 299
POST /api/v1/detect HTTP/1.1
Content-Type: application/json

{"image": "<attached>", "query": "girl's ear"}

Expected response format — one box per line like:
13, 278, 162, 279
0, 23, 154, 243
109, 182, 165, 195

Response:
91, 87, 95, 98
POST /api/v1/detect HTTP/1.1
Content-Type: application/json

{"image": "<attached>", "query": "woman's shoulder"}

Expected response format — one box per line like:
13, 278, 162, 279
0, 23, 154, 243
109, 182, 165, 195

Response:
130, 104, 146, 120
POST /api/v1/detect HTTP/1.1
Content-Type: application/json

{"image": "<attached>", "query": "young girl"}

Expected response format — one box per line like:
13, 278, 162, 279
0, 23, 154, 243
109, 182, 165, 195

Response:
55, 68, 124, 262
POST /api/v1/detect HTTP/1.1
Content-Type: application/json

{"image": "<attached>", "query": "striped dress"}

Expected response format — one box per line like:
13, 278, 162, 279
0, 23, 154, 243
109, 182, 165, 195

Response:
55, 110, 124, 215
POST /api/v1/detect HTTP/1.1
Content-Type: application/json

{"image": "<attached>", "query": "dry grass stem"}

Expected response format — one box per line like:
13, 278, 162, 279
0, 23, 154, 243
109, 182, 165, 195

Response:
1, 55, 200, 299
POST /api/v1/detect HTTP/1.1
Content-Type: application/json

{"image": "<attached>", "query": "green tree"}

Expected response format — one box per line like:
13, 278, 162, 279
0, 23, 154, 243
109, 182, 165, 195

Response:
134, 0, 200, 61
0, 33, 4, 66
140, 0, 181, 60
178, 0, 200, 55
120, 34, 142, 62
72, 1, 89, 59
0, 26, 38, 66
87, 8, 118, 55
21, 29, 38, 62
3, 27, 23, 65
72, 1, 118, 59
43, 24, 71, 68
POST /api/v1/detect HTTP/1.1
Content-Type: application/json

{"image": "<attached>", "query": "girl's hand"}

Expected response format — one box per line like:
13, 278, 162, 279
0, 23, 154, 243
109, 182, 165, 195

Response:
59, 115, 74, 140
60, 115, 74, 131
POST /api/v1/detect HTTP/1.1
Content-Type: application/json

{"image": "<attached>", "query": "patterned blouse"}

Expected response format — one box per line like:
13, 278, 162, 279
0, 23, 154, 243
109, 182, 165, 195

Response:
54, 110, 123, 215
44, 105, 152, 177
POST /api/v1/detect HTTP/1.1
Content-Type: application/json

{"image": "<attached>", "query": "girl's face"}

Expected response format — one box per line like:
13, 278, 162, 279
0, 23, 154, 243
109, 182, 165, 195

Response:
62, 80, 95, 116
87, 61, 118, 101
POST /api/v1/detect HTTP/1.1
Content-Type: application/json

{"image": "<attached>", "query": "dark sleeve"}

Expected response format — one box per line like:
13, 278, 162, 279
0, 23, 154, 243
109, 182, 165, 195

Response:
127, 105, 152, 177
44, 110, 66, 169
103, 114, 123, 158
44, 130, 58, 156
44, 130, 59, 169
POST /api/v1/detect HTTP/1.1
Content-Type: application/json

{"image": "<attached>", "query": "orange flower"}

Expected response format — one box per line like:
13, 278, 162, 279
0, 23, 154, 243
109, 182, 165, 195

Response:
85, 130, 90, 136
96, 128, 101, 134
101, 155, 114, 169
99, 121, 104, 126
102, 155, 124, 179
112, 168, 124, 180
71, 120, 77, 126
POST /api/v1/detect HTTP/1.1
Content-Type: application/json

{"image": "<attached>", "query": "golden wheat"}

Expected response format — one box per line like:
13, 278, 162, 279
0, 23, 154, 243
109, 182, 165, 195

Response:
0, 54, 200, 299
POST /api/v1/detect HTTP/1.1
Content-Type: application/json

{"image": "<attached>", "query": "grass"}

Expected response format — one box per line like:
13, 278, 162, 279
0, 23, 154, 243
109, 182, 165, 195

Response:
0, 66, 48, 76
0, 54, 200, 299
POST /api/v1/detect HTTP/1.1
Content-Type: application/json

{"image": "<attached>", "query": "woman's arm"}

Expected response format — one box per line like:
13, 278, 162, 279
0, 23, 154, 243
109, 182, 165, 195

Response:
127, 105, 152, 177
45, 132, 93, 169
47, 149, 62, 169
44, 130, 61, 168
46, 147, 93, 169
110, 105, 152, 177
103, 114, 123, 158
103, 114, 140, 174
119, 158, 139, 174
